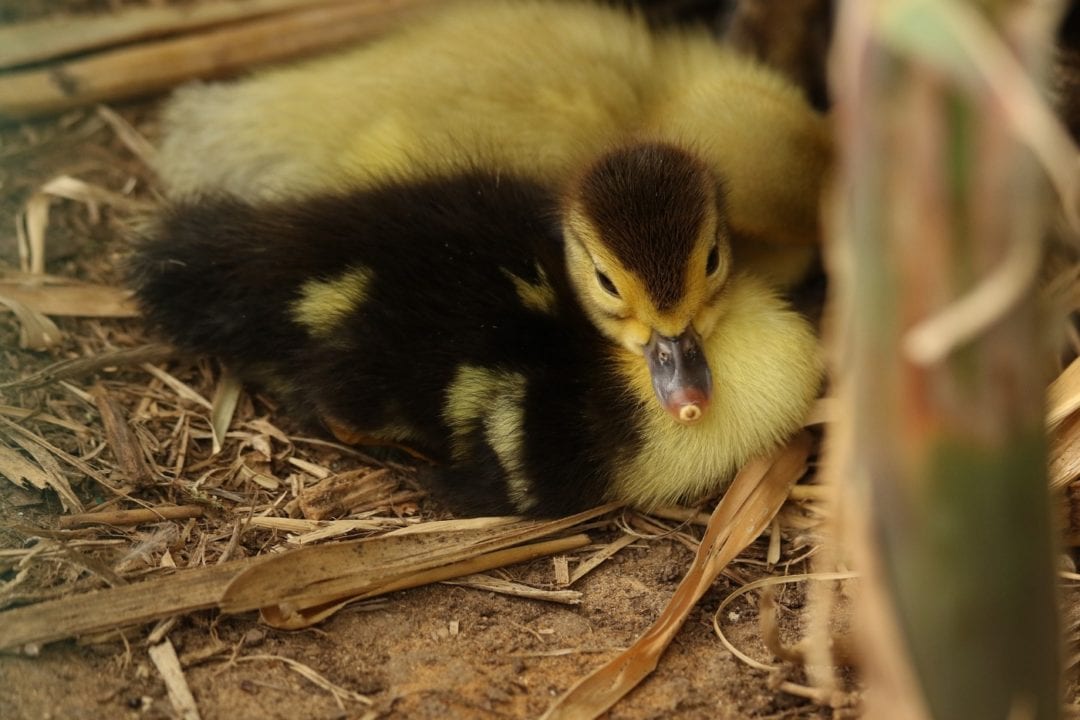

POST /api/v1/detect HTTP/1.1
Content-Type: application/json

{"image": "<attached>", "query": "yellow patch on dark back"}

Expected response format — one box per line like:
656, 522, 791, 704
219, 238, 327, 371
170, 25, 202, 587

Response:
443, 365, 536, 513
502, 265, 557, 315
291, 267, 373, 337
577, 143, 717, 311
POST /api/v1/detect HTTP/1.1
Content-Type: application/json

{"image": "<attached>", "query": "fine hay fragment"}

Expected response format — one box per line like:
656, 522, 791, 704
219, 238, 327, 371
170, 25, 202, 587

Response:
442, 573, 583, 604
96, 105, 159, 167
712, 571, 859, 673
0, 437, 83, 513
91, 384, 155, 487
140, 363, 212, 410
299, 468, 400, 520
209, 371, 242, 456
0, 294, 63, 350
148, 639, 202, 720
234, 653, 373, 710
0, 507, 611, 651
566, 532, 638, 585
1, 344, 175, 391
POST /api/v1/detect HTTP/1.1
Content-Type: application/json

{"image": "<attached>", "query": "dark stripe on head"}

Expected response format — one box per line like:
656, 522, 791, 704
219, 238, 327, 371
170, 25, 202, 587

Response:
577, 143, 717, 311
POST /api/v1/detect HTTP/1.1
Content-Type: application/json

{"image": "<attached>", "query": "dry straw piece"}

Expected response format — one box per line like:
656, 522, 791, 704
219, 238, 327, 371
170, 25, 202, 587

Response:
0, 0, 441, 118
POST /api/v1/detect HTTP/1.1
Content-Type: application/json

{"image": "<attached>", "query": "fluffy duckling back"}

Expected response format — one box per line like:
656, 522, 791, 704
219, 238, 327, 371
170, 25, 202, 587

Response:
132, 143, 821, 517
156, 0, 830, 286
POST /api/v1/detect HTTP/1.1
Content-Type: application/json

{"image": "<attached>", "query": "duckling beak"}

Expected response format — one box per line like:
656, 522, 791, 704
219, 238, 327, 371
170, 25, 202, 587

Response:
644, 328, 711, 424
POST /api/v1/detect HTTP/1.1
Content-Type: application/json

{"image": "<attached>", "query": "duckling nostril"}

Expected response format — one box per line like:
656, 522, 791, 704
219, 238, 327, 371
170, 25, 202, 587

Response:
678, 404, 703, 423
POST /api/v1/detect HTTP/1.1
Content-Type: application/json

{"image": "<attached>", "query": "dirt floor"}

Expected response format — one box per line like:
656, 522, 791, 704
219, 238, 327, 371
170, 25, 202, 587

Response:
0, 530, 828, 720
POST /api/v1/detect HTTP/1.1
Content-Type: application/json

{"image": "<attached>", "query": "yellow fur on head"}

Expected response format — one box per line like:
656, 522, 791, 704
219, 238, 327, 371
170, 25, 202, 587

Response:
562, 186, 732, 352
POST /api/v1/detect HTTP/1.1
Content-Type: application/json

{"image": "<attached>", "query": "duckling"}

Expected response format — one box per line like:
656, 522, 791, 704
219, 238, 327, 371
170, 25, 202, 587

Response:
131, 142, 822, 517
155, 0, 830, 288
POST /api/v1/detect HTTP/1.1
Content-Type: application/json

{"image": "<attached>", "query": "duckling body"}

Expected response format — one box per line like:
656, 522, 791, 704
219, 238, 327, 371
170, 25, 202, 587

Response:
156, 0, 830, 285
132, 155, 821, 516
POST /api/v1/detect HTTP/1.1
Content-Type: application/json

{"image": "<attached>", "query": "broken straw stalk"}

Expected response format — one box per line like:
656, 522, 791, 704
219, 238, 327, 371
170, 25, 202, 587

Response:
0, 0, 438, 119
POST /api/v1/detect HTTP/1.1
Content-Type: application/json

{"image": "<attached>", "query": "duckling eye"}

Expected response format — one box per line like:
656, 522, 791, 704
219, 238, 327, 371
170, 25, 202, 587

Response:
705, 244, 721, 276
595, 269, 620, 298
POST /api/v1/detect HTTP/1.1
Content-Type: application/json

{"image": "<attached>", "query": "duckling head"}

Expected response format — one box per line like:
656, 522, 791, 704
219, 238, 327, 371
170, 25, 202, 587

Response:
562, 142, 732, 425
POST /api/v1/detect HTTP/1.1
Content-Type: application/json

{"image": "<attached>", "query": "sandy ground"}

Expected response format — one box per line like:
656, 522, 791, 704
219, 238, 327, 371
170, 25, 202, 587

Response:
0, 524, 831, 719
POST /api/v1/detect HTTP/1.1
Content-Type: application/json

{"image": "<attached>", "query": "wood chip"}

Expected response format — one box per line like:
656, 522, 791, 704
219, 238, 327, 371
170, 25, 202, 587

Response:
92, 384, 154, 487
299, 468, 397, 520
553, 556, 571, 586
0, 444, 55, 495
57, 505, 204, 529
287, 456, 331, 479
0, 415, 111, 494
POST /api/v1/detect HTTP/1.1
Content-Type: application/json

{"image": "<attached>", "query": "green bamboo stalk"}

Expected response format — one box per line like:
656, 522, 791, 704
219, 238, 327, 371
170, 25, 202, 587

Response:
829, 1, 1063, 717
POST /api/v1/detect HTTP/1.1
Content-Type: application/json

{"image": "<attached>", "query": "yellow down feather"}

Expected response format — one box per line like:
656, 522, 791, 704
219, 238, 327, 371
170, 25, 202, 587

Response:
156, 0, 831, 285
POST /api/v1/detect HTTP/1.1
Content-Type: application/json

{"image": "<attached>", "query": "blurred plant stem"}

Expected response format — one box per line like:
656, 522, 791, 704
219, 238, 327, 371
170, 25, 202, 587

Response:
827, 1, 1064, 717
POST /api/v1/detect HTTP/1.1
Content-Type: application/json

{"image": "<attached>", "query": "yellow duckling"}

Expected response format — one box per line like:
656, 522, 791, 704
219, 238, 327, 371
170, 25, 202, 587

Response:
155, 0, 831, 287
